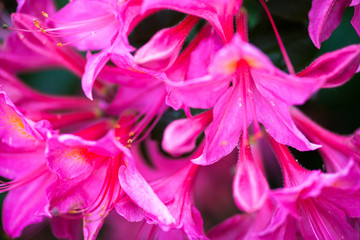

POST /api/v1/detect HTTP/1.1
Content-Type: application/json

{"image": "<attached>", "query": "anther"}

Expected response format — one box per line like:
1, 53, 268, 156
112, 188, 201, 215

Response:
128, 131, 135, 137
57, 43, 63, 47
40, 28, 46, 34
42, 11, 49, 18
33, 19, 41, 29
127, 139, 132, 144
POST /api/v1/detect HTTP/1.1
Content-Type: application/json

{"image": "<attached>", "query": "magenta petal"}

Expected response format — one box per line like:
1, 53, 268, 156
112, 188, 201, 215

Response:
118, 154, 175, 228
233, 141, 269, 212
272, 161, 360, 240
134, 16, 198, 71
193, 86, 252, 165
308, 0, 350, 48
208, 200, 276, 239
47, 164, 108, 218
253, 69, 323, 106
254, 92, 320, 151
297, 44, 360, 88
107, 81, 165, 115
0, 92, 41, 149
83, 214, 106, 240
352, 5, 360, 37
141, 0, 241, 43
82, 50, 111, 100
115, 198, 145, 222
162, 110, 212, 156
185, 27, 223, 79
52, 0, 119, 51
298, 198, 359, 240
2, 172, 55, 238
0, 148, 46, 180
151, 163, 207, 239
46, 134, 107, 180
17, 0, 56, 16
166, 74, 230, 110
256, 207, 299, 240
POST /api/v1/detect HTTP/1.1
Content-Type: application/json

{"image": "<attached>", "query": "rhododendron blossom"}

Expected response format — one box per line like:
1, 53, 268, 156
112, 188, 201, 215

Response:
0, 0, 359, 239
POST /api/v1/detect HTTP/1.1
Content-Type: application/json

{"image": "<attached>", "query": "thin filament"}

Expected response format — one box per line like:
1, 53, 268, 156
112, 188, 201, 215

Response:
259, 0, 295, 75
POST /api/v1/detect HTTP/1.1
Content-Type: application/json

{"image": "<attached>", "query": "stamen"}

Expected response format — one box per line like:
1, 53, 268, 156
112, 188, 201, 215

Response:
41, 11, 49, 18
236, 8, 248, 42
258, 0, 295, 75
0, 164, 48, 193
87, 155, 122, 214
33, 19, 41, 29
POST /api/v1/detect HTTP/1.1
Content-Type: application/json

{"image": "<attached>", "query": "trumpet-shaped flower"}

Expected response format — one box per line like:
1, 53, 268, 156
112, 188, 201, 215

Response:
0, 91, 56, 238
167, 35, 360, 165
168, 34, 323, 165
0, 0, 58, 72
46, 125, 174, 240
263, 136, 360, 240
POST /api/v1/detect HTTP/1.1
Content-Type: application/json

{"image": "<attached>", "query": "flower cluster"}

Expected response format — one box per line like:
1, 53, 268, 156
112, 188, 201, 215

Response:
0, 0, 359, 239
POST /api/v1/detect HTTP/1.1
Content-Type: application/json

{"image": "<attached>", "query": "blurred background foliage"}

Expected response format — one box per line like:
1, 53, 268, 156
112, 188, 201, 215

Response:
0, 0, 359, 239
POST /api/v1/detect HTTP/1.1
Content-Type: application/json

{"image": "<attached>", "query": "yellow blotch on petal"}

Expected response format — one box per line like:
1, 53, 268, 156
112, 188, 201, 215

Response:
220, 140, 228, 146
224, 60, 239, 74
2, 109, 34, 139
223, 56, 260, 74
62, 147, 97, 164
244, 56, 261, 68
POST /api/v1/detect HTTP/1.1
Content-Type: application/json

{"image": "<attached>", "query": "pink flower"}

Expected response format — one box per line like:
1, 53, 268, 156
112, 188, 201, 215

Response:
169, 34, 322, 165
308, 0, 360, 48
0, 91, 57, 238
46, 116, 174, 240
48, 0, 121, 51
9, 12, 87, 76
0, 0, 58, 72
263, 136, 360, 240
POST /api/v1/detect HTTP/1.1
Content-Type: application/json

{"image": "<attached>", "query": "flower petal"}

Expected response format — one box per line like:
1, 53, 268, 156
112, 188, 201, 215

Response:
193, 86, 252, 165
308, 0, 349, 48
162, 110, 212, 156
118, 153, 175, 228
254, 91, 320, 151
297, 44, 360, 88
2, 172, 55, 238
